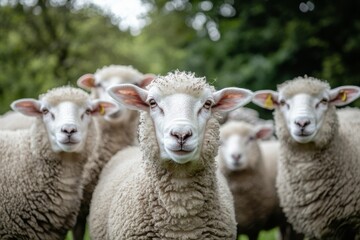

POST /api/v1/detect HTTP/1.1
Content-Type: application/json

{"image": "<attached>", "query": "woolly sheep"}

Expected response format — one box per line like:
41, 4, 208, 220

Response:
0, 110, 35, 130
218, 121, 303, 240
337, 107, 360, 123
73, 65, 155, 239
89, 71, 253, 239
225, 107, 274, 126
0, 86, 115, 239
252, 76, 360, 239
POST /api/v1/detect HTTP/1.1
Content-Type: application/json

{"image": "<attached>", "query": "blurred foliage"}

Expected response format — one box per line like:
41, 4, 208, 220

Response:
0, 0, 359, 116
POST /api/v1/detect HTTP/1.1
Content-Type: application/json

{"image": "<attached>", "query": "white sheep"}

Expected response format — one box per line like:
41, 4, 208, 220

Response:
89, 71, 253, 239
73, 65, 155, 239
0, 86, 115, 239
0, 110, 35, 130
218, 121, 303, 240
224, 107, 274, 127
252, 76, 360, 239
337, 107, 360, 123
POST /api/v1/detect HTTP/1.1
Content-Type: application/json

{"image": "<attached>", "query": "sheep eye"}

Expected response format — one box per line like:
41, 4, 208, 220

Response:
279, 99, 286, 106
248, 136, 255, 142
320, 98, 328, 104
42, 108, 49, 115
149, 99, 157, 108
85, 109, 92, 115
203, 100, 213, 110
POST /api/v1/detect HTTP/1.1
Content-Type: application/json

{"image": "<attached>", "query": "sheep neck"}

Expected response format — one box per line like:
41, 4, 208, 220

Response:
97, 109, 139, 159
28, 118, 95, 237
139, 112, 221, 233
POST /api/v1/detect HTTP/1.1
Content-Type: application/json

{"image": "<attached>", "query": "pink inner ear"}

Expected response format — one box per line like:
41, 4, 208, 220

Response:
12, 100, 41, 116
115, 88, 148, 110
214, 93, 243, 110
77, 74, 95, 89
256, 127, 273, 140
139, 74, 155, 88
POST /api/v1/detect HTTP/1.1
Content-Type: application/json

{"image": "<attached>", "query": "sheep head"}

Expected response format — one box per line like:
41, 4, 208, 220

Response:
108, 71, 253, 164
253, 76, 360, 144
77, 65, 155, 122
220, 121, 273, 171
11, 87, 116, 153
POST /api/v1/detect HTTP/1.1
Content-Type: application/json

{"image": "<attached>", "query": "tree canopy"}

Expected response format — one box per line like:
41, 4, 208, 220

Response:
0, 0, 359, 115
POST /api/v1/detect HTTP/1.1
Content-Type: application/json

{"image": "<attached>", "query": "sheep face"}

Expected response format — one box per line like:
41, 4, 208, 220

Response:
220, 122, 273, 171
252, 77, 360, 144
146, 87, 215, 164
11, 93, 116, 153
77, 67, 154, 122
108, 77, 253, 164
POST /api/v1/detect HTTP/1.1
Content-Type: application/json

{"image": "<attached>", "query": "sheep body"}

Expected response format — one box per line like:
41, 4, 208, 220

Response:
0, 87, 101, 240
89, 71, 251, 239
253, 76, 360, 239
0, 110, 35, 130
73, 65, 153, 239
218, 121, 285, 239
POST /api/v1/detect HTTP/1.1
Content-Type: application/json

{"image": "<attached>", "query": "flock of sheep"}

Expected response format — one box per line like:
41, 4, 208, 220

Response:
0, 65, 359, 240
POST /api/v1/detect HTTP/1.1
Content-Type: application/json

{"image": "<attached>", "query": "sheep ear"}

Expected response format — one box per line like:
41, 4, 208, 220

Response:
138, 74, 155, 88
252, 90, 279, 110
212, 88, 253, 113
108, 84, 149, 111
77, 74, 96, 91
90, 100, 118, 116
330, 86, 360, 106
254, 124, 274, 140
11, 98, 42, 117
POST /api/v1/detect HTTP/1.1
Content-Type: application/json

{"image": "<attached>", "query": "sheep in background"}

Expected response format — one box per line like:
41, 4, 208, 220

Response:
89, 71, 253, 239
218, 121, 303, 240
73, 65, 155, 239
0, 109, 35, 130
0, 86, 115, 239
253, 76, 360, 239
337, 107, 360, 123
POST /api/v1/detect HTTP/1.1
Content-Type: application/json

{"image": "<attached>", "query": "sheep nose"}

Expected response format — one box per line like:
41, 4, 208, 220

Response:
61, 124, 78, 136
294, 117, 311, 128
231, 153, 242, 162
170, 129, 193, 145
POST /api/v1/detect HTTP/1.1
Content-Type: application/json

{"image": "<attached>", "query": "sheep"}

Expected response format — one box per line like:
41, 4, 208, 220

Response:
0, 86, 115, 240
252, 76, 360, 239
218, 121, 303, 240
0, 111, 35, 130
73, 65, 155, 239
337, 107, 360, 123
224, 107, 274, 126
88, 71, 253, 240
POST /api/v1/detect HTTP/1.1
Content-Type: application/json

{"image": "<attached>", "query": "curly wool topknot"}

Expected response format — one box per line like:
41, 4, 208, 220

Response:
148, 70, 216, 96
278, 75, 330, 98
94, 65, 144, 84
40, 86, 90, 105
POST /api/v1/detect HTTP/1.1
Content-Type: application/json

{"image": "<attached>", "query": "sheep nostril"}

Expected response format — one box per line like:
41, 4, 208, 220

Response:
61, 124, 78, 136
171, 129, 193, 144
231, 153, 242, 162
295, 118, 311, 128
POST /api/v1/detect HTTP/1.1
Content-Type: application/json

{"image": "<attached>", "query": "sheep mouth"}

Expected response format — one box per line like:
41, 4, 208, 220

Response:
171, 150, 193, 155
59, 139, 80, 145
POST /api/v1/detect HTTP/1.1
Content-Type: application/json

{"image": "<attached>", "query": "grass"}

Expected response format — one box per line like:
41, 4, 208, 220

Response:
238, 228, 279, 240
65, 227, 279, 240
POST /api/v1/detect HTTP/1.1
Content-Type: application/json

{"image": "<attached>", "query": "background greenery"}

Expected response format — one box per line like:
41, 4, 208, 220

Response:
1, 0, 359, 117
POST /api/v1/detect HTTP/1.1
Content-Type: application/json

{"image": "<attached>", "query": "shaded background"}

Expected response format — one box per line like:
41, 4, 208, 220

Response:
1, 0, 360, 118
